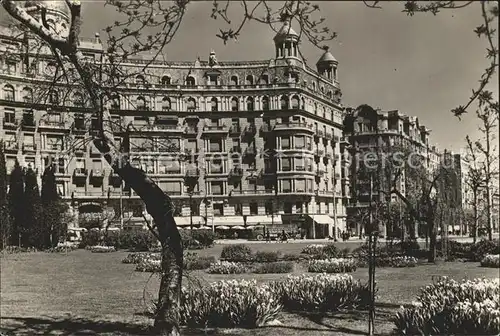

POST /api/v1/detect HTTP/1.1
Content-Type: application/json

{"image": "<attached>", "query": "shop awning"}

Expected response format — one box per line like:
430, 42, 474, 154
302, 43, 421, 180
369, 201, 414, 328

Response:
310, 215, 335, 225
212, 216, 245, 227
246, 215, 282, 225
174, 216, 203, 227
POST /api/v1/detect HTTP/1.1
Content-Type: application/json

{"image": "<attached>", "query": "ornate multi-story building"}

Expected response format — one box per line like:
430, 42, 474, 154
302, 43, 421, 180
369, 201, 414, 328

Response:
0, 1, 348, 239
342, 105, 442, 238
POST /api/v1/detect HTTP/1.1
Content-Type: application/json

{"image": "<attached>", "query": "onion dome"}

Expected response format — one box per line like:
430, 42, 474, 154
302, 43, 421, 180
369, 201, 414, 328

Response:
274, 18, 299, 42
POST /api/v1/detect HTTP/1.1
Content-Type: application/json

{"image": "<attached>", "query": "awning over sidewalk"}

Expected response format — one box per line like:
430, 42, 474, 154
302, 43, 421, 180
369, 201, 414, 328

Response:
246, 215, 282, 225
174, 216, 203, 226
212, 216, 245, 227
310, 215, 335, 225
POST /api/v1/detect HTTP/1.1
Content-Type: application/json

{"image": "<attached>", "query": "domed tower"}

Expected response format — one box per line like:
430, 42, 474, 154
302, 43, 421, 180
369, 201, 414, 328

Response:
24, 1, 70, 36
273, 17, 300, 60
316, 46, 338, 83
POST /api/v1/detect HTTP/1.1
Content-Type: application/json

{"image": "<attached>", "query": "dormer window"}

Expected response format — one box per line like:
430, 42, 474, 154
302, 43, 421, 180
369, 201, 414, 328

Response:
161, 76, 171, 86
186, 76, 195, 86
259, 74, 269, 85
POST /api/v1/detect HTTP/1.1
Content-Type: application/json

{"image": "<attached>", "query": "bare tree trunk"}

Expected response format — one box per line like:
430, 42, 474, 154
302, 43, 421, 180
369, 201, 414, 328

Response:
94, 130, 183, 335
428, 218, 437, 263
473, 192, 478, 244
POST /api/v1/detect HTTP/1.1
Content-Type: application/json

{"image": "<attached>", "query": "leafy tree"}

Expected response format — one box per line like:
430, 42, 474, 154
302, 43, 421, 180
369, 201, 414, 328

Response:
0, 141, 10, 249
24, 167, 43, 248
8, 160, 24, 247
41, 165, 66, 247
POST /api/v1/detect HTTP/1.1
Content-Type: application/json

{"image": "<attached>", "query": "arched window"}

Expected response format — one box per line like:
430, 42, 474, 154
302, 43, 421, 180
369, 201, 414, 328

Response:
246, 97, 254, 111
312, 82, 317, 91
211, 97, 218, 112
314, 103, 318, 114
161, 75, 171, 86
280, 96, 288, 110
259, 74, 269, 85
291, 73, 299, 83
186, 76, 195, 86
231, 97, 239, 111
48, 90, 58, 104
327, 90, 333, 98
110, 94, 120, 109
136, 96, 146, 110
230, 75, 238, 86
187, 97, 196, 111
162, 97, 171, 111
4, 85, 15, 101
135, 75, 145, 85
291, 95, 300, 109
320, 86, 325, 93
262, 96, 269, 111
245, 75, 254, 85
301, 97, 306, 109
73, 92, 84, 106
22, 87, 33, 103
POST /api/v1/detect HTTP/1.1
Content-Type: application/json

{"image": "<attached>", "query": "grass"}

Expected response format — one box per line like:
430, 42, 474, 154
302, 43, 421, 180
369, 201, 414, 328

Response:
1, 246, 498, 336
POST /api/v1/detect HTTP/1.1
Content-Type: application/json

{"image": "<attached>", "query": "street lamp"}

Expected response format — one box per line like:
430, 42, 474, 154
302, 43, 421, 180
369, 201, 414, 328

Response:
188, 189, 194, 230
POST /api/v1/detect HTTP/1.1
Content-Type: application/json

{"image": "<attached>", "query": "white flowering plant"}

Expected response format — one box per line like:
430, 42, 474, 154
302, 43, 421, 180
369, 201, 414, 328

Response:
122, 252, 160, 264
301, 244, 327, 255
308, 258, 357, 273
480, 254, 500, 268
206, 261, 247, 274
269, 273, 371, 312
135, 258, 161, 272
87, 245, 116, 253
180, 279, 281, 328
394, 277, 500, 335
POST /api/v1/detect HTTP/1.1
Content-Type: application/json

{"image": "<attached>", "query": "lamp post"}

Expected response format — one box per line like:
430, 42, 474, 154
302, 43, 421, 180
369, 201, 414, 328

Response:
189, 190, 194, 230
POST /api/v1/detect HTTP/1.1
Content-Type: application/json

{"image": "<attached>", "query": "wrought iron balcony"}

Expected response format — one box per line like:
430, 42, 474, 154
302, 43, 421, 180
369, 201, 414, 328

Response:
230, 189, 271, 196
274, 122, 313, 132
203, 125, 228, 133
91, 169, 104, 178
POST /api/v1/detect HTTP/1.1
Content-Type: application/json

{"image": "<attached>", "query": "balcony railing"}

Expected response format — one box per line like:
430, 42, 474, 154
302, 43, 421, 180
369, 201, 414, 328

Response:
203, 125, 228, 132
230, 189, 271, 196
274, 122, 313, 132
73, 168, 88, 176
184, 127, 198, 134
185, 168, 200, 177
39, 120, 65, 128
143, 124, 183, 132
22, 144, 36, 151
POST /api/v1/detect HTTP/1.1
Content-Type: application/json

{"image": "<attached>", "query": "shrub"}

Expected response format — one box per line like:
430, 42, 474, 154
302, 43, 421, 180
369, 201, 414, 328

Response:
254, 251, 280, 263
308, 258, 357, 273
0, 246, 38, 254
184, 253, 216, 270
180, 279, 281, 328
270, 274, 371, 312
220, 244, 253, 262
281, 253, 304, 261
119, 230, 157, 252
469, 240, 500, 261
207, 261, 247, 274
481, 254, 500, 268
87, 245, 116, 253
180, 230, 217, 249
80, 230, 101, 248
45, 245, 76, 253
436, 239, 472, 260
301, 244, 326, 255
394, 277, 500, 335
322, 243, 339, 257
253, 261, 294, 274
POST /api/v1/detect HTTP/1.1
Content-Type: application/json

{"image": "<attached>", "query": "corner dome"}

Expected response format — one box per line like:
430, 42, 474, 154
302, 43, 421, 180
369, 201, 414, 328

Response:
273, 19, 299, 42
25, 0, 70, 16
316, 46, 337, 65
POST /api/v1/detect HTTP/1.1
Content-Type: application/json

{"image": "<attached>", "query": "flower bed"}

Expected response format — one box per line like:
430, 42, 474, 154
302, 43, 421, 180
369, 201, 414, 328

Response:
308, 258, 357, 273
135, 258, 161, 272
357, 256, 417, 268
220, 244, 253, 262
180, 279, 281, 328
122, 252, 160, 264
301, 244, 327, 255
394, 277, 500, 335
270, 273, 371, 312
206, 261, 247, 274
87, 245, 116, 253
481, 254, 500, 268
252, 261, 294, 274
184, 253, 216, 270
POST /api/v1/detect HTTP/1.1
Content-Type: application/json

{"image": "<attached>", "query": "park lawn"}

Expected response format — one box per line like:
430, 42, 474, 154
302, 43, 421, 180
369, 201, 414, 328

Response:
1, 248, 498, 336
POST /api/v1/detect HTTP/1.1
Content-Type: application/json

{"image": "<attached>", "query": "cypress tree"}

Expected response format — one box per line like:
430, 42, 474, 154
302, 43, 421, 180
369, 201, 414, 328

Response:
24, 167, 43, 248
0, 141, 10, 249
8, 160, 24, 247
41, 165, 64, 247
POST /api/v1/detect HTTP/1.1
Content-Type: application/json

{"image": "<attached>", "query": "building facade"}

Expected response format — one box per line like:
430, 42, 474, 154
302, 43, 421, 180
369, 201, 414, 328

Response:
0, 1, 348, 239
342, 105, 442, 238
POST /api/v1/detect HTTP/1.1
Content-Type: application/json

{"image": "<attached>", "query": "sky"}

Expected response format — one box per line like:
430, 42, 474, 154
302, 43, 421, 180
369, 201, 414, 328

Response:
2, 1, 498, 153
